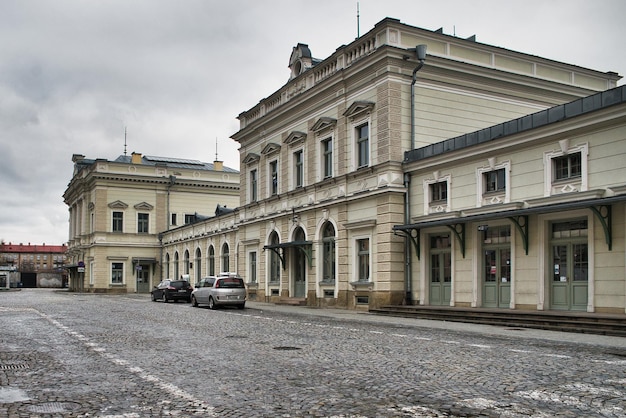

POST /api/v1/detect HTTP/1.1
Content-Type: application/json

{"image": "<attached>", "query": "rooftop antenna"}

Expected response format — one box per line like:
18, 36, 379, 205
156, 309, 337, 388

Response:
356, 2, 360, 39
215, 137, 219, 161
123, 126, 127, 155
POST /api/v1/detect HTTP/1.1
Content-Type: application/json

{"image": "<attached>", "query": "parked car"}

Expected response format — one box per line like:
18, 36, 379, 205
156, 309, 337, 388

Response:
191, 273, 246, 309
151, 279, 193, 303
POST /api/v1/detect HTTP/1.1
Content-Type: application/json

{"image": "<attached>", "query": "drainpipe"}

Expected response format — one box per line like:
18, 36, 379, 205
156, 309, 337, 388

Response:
406, 44, 427, 305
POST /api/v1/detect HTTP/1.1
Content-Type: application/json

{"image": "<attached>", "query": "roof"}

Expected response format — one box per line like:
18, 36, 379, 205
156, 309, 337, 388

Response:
404, 85, 626, 163
0, 244, 67, 253
112, 155, 239, 173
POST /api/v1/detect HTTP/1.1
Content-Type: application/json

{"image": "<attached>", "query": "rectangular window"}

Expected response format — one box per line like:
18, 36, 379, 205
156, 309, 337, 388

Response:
137, 213, 149, 234
356, 124, 369, 168
112, 211, 123, 232
269, 160, 278, 196
250, 169, 258, 202
184, 214, 195, 224
322, 137, 333, 178
111, 262, 123, 284
171, 213, 177, 226
430, 181, 448, 202
484, 168, 506, 193
249, 251, 257, 283
294, 150, 303, 188
357, 238, 370, 282
554, 153, 582, 180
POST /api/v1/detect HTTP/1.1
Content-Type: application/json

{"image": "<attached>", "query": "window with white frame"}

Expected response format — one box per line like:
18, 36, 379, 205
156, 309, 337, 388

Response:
89, 261, 95, 285
137, 213, 149, 234
293, 149, 304, 189
248, 251, 257, 283
249, 168, 258, 202
356, 123, 369, 169
112, 211, 124, 232
221, 243, 230, 272
269, 160, 279, 196
111, 262, 123, 284
544, 142, 588, 196
424, 175, 451, 214
356, 238, 370, 282
321, 137, 333, 179
477, 161, 511, 206
208, 246, 215, 276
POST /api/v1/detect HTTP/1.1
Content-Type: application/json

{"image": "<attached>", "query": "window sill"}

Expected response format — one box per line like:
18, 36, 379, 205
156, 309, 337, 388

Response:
349, 281, 373, 288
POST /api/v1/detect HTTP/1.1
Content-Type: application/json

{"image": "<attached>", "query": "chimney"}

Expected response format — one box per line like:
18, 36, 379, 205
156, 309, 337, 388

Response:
214, 160, 223, 171
131, 152, 142, 164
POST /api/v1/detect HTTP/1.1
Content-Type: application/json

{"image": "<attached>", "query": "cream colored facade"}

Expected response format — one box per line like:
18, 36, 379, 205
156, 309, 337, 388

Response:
397, 86, 626, 314
159, 18, 622, 312
63, 153, 239, 293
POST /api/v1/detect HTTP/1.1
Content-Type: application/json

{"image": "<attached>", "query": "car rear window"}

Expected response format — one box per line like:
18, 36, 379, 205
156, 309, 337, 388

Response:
170, 280, 189, 289
217, 278, 245, 288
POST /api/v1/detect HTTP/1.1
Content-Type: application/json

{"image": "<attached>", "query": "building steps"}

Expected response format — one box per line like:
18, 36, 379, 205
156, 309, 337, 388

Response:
369, 305, 626, 337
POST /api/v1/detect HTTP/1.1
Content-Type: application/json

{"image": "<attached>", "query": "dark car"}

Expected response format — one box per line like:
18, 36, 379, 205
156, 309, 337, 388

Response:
191, 273, 246, 309
151, 279, 192, 303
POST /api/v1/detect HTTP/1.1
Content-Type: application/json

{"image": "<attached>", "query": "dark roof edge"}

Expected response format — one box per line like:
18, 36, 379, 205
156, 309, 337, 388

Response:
404, 85, 626, 163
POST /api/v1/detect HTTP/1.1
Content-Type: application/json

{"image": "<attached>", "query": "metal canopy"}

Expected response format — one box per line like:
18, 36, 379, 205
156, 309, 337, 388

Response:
393, 195, 626, 258
263, 241, 313, 269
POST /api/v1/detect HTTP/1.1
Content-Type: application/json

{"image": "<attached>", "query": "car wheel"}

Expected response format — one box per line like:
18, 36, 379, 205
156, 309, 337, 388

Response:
162, 293, 168, 303
191, 296, 198, 307
151, 293, 157, 302
208, 297, 216, 310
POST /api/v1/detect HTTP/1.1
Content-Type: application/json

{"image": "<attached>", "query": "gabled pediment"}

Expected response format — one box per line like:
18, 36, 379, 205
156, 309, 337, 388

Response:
134, 202, 154, 211
108, 200, 128, 209
261, 143, 281, 156
242, 153, 260, 165
311, 117, 337, 133
343, 101, 375, 118
284, 131, 307, 146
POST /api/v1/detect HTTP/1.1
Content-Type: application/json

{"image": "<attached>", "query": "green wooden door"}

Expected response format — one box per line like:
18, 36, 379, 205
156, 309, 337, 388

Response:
429, 234, 451, 305
483, 248, 511, 308
550, 220, 588, 311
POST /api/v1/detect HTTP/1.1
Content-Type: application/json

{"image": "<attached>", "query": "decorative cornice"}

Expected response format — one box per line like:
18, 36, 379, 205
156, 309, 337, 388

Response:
242, 153, 260, 165
134, 202, 154, 211
284, 131, 307, 146
311, 117, 337, 133
261, 143, 281, 156
108, 200, 128, 209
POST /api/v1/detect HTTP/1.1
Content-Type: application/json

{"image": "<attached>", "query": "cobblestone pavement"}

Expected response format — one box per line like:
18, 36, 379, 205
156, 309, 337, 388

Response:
0, 289, 625, 417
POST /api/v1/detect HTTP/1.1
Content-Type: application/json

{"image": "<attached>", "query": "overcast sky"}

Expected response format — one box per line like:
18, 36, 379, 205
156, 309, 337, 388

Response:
0, 0, 624, 246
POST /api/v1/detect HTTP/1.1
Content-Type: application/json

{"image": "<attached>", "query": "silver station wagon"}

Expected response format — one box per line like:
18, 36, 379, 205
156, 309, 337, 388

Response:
191, 273, 246, 309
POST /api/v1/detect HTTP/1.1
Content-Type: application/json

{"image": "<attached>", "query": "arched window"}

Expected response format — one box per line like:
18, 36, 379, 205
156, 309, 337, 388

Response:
184, 250, 190, 275
269, 231, 280, 283
174, 252, 179, 279
195, 248, 202, 282
322, 222, 336, 283
221, 243, 230, 273
208, 245, 215, 276
164, 253, 170, 280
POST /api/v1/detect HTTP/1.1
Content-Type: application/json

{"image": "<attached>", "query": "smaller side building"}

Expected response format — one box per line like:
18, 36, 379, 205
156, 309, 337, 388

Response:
0, 243, 68, 288
63, 152, 239, 293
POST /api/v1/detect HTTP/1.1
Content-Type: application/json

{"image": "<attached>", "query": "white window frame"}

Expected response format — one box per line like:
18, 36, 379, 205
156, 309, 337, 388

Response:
476, 160, 511, 207
350, 117, 371, 171
291, 147, 305, 190
112, 211, 124, 233
249, 167, 258, 203
137, 212, 149, 234
268, 159, 279, 197
248, 250, 257, 283
544, 142, 588, 196
423, 174, 451, 215
111, 262, 124, 285
320, 135, 334, 180
353, 235, 372, 283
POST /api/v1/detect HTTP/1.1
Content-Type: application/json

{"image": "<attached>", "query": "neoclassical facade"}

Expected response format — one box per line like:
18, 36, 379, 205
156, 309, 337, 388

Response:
64, 152, 239, 293
160, 18, 623, 313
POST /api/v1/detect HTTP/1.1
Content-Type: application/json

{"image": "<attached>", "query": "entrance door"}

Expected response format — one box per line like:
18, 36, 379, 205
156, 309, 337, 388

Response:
292, 227, 306, 298
550, 220, 588, 311
429, 234, 451, 305
482, 225, 511, 308
136, 264, 150, 293
483, 248, 511, 308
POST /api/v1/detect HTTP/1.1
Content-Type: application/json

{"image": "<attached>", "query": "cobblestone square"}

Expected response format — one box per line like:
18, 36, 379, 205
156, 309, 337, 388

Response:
1, 289, 624, 417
